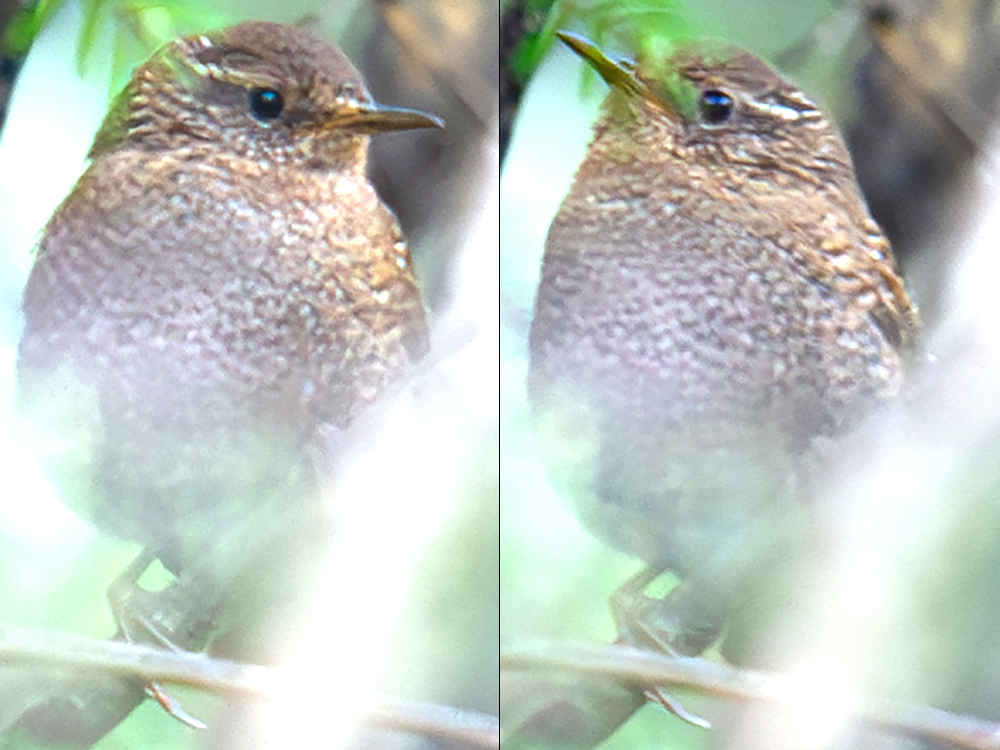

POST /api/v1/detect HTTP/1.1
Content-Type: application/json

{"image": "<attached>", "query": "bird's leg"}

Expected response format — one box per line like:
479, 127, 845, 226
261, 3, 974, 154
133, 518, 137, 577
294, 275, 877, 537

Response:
610, 564, 674, 653
610, 564, 715, 729
106, 547, 208, 730
107, 547, 161, 641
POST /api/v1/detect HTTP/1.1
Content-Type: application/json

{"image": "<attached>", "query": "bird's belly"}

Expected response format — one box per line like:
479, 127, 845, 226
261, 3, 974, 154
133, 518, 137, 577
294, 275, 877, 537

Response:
528, 244, 899, 572
17, 339, 316, 564
530, 369, 801, 572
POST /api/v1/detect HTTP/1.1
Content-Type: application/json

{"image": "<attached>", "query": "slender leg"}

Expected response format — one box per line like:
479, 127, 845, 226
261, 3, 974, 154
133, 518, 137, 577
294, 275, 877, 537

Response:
610, 564, 716, 729
106, 547, 207, 730
610, 564, 676, 654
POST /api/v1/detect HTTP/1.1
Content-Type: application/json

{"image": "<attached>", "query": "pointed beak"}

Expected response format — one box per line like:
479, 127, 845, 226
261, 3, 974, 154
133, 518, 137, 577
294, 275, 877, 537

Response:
328, 102, 445, 134
557, 31, 680, 122
557, 31, 644, 98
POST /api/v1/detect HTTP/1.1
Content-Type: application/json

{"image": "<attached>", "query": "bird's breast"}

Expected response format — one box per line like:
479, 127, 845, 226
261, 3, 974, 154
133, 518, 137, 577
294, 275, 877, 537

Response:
531, 182, 901, 445
17, 149, 428, 551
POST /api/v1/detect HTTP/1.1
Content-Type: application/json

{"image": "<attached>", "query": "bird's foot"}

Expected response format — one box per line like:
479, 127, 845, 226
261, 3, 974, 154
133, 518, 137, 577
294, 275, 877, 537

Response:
611, 565, 716, 729
610, 564, 675, 653
107, 547, 207, 730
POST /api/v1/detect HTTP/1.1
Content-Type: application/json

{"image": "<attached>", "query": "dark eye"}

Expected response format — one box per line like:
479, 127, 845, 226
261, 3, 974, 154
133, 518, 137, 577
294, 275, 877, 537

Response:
248, 88, 284, 121
698, 89, 734, 125
336, 82, 359, 100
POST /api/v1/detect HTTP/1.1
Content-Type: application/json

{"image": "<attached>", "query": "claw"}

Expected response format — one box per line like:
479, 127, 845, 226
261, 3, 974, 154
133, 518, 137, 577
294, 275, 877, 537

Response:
647, 686, 712, 729
147, 681, 208, 730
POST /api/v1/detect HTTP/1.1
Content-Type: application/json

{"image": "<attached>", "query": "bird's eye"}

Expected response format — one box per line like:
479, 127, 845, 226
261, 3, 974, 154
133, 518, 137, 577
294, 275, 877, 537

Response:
336, 82, 359, 101
248, 87, 284, 121
698, 90, 734, 125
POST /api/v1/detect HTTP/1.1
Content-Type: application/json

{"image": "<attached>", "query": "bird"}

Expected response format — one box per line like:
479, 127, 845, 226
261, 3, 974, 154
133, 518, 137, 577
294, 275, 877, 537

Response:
529, 32, 918, 665
17, 20, 442, 656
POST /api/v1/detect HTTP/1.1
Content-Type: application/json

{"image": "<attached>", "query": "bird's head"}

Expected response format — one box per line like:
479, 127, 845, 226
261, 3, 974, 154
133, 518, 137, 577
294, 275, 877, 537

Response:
90, 21, 443, 168
559, 31, 852, 182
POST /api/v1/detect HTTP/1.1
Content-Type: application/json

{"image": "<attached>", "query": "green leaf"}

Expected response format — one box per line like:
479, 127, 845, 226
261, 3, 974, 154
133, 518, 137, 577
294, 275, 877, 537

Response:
2, 0, 63, 57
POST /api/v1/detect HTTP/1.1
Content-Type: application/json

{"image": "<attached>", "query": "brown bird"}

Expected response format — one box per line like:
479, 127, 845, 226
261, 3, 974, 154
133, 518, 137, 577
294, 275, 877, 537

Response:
529, 33, 918, 663
18, 21, 441, 620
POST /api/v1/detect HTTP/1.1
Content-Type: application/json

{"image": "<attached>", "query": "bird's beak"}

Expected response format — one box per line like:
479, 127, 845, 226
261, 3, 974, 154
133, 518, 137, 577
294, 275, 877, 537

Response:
557, 32, 645, 97
328, 102, 445, 134
557, 31, 679, 122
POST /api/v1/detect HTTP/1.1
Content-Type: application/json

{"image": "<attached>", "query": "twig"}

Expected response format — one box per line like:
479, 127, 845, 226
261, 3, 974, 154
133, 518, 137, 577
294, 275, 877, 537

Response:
501, 641, 1000, 750
0, 623, 499, 749
0, 622, 271, 696
368, 696, 500, 749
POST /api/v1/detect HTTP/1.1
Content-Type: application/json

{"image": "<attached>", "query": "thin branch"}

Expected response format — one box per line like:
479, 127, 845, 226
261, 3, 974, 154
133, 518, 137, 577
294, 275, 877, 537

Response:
368, 697, 500, 749
0, 622, 271, 696
501, 641, 1000, 750
0, 623, 499, 749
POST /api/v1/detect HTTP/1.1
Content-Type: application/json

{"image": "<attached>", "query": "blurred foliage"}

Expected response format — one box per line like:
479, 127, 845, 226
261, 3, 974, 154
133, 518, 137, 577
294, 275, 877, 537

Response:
2, 0, 229, 78
3, 1, 58, 57
501, 0, 695, 132
501, 0, 850, 115
558, 0, 696, 61
88, 1, 229, 89
503, 0, 694, 85
503, 0, 560, 88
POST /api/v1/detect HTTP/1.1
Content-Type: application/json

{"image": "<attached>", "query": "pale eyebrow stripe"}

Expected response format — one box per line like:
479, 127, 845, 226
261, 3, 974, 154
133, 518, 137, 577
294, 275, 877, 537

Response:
747, 90, 823, 122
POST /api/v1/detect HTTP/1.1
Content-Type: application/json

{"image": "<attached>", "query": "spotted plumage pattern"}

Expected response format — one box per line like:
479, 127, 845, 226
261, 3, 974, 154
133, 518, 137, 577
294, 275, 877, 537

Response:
18, 22, 438, 567
529, 35, 917, 575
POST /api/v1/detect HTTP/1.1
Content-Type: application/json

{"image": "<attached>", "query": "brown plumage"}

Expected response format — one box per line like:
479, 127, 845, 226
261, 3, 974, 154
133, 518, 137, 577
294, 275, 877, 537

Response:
18, 22, 441, 573
529, 34, 917, 601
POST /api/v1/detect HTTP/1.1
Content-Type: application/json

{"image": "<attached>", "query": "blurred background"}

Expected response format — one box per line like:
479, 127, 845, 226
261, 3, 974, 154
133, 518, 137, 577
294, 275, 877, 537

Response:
0, 0, 498, 748
501, 0, 1000, 748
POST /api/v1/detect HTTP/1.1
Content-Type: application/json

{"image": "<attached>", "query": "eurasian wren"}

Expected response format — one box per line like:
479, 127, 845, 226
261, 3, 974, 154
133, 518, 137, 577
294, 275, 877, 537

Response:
529, 33, 918, 654
18, 21, 442, 576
